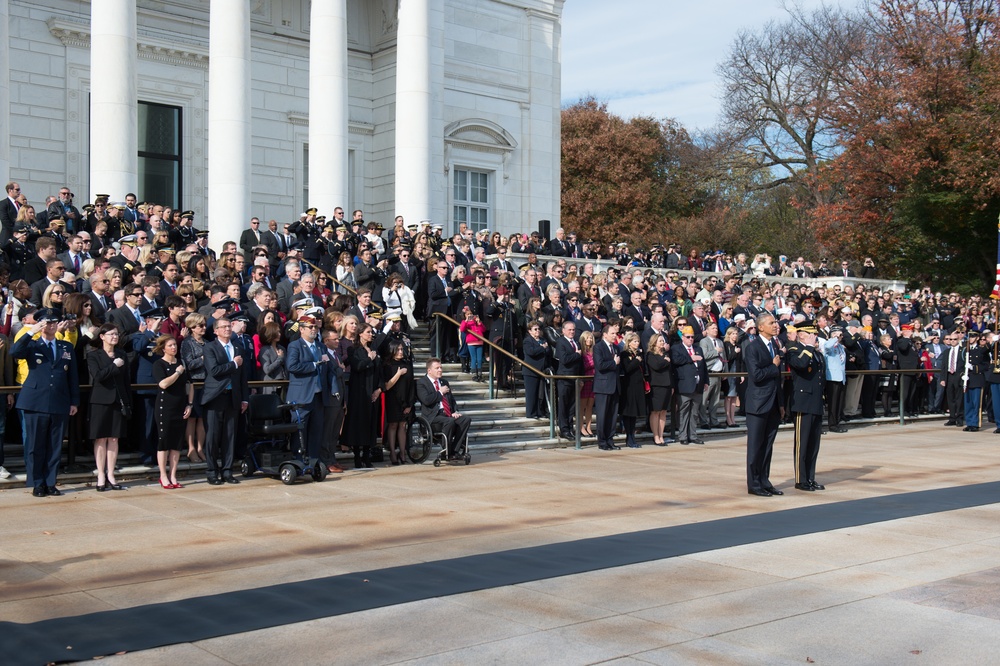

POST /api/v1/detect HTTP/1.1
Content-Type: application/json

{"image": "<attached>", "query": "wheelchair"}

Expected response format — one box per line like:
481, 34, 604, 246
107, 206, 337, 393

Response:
240, 393, 328, 485
405, 405, 471, 467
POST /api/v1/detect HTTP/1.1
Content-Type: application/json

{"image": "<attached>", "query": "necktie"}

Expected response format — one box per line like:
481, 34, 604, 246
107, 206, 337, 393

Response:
687, 346, 694, 358
435, 379, 452, 416
950, 347, 957, 373
73, 255, 80, 272
767, 340, 774, 358
50, 340, 57, 363
134, 309, 141, 325
225, 343, 233, 389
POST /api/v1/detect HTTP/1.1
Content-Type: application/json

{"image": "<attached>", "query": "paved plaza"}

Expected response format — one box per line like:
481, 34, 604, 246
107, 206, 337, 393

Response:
2, 420, 999, 665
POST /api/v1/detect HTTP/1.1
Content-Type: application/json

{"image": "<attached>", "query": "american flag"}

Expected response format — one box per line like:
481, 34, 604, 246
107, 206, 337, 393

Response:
993, 217, 1000, 300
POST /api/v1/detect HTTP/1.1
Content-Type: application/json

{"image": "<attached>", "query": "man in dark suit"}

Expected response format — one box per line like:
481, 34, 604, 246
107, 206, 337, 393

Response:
670, 326, 708, 445
389, 246, 421, 291
416, 358, 472, 458
201, 317, 250, 485
622, 289, 650, 333
320, 327, 347, 472
787, 325, 827, 491
489, 247, 516, 275
0, 181, 21, 245
576, 300, 603, 340
30, 258, 73, 307
593, 321, 622, 450
23, 237, 59, 288
940, 331, 966, 425
88, 270, 114, 323
744, 313, 785, 497
285, 314, 332, 464
426, 259, 453, 359
239, 217, 265, 262
11, 310, 80, 496
555, 320, 583, 440
108, 285, 145, 343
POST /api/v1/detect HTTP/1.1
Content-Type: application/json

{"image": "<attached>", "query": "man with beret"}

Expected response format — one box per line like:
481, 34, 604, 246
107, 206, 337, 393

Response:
12, 309, 80, 496
787, 325, 827, 490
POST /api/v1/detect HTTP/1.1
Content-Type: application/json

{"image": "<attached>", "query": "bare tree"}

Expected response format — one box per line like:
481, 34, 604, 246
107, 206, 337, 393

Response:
717, 5, 867, 203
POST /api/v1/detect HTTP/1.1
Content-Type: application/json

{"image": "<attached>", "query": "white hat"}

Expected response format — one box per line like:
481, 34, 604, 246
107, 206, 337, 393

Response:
733, 314, 747, 323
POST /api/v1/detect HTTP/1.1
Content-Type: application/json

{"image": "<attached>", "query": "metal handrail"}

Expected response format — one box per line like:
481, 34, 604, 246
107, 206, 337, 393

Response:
297, 257, 386, 311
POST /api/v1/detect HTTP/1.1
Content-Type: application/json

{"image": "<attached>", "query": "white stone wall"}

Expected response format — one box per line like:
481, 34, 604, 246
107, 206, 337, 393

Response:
5, 0, 562, 238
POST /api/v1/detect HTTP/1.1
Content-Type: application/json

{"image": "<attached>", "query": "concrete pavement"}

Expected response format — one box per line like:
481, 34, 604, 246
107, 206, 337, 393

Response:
2, 420, 999, 664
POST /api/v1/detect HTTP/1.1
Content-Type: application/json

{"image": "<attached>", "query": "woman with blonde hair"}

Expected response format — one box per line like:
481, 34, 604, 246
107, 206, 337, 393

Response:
645, 334, 673, 445
179, 312, 208, 461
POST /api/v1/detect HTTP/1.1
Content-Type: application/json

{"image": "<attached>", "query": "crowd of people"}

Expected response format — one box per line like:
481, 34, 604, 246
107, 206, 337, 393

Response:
0, 180, 997, 497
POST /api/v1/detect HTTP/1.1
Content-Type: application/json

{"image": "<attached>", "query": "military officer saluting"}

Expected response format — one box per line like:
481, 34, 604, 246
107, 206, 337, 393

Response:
985, 332, 1000, 434
787, 324, 827, 491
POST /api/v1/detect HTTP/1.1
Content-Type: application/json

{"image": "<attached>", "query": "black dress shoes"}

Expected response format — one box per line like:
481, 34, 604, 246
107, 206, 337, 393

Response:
765, 486, 784, 495
993, 428, 1000, 434
810, 482, 826, 490
830, 427, 848, 433
794, 482, 815, 491
46, 486, 62, 496
32, 487, 48, 497
944, 420, 957, 426
207, 476, 224, 486
748, 488, 772, 497
679, 440, 690, 445
690, 438, 706, 445
222, 475, 240, 484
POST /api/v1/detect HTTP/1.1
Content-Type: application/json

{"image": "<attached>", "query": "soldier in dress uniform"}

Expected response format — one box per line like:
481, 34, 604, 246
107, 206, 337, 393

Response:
787, 325, 827, 491
986, 332, 1000, 435
109, 234, 140, 275
4, 226, 33, 281
963, 330, 988, 432
171, 211, 198, 250
194, 229, 216, 262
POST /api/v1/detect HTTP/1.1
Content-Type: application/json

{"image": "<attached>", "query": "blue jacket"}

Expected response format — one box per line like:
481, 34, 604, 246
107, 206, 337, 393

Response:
12, 334, 80, 414
285, 337, 333, 407
820, 337, 847, 383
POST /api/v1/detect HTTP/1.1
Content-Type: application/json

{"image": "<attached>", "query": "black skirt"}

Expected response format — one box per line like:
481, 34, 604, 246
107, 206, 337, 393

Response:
89, 402, 127, 440
649, 386, 672, 412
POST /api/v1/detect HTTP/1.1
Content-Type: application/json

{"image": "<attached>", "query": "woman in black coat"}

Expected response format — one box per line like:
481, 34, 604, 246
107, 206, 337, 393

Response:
87, 323, 131, 491
345, 323, 383, 468
645, 334, 673, 445
618, 332, 648, 448
521, 321, 550, 419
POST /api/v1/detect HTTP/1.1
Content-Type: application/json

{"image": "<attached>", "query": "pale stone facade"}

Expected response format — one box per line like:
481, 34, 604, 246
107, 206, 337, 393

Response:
1, 0, 563, 246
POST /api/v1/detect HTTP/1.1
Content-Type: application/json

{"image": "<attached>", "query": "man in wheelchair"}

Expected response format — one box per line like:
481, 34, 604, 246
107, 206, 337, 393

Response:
416, 358, 472, 459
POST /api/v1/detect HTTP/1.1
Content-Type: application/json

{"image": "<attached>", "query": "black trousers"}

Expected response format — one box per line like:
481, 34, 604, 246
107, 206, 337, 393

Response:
860, 375, 877, 418
320, 395, 345, 466
205, 394, 238, 478
826, 382, 845, 428
557, 379, 575, 435
594, 392, 619, 447
793, 412, 823, 485
746, 403, 780, 492
523, 371, 545, 418
945, 374, 964, 421
431, 413, 471, 456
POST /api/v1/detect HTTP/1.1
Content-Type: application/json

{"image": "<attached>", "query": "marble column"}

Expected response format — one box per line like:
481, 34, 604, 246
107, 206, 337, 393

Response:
394, 0, 432, 223
208, 0, 251, 249
0, 0, 9, 185
89, 0, 138, 201
309, 0, 349, 217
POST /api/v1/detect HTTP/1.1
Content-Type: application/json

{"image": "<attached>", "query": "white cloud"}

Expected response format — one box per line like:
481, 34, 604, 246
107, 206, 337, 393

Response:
561, 0, 861, 131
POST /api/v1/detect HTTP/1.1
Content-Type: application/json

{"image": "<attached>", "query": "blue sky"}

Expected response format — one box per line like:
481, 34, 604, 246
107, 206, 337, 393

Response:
561, 0, 861, 131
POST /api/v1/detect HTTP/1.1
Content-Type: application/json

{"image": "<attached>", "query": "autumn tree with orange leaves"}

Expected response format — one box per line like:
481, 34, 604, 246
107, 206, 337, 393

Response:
810, 0, 1000, 290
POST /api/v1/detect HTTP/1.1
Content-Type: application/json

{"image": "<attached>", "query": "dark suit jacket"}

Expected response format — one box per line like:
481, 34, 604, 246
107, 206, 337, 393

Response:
426, 274, 450, 317
416, 375, 458, 421
239, 228, 264, 260
12, 333, 80, 414
23, 256, 48, 288
670, 342, 707, 394
87, 347, 132, 407
592, 338, 620, 395
555, 336, 583, 377
744, 336, 783, 414
390, 261, 420, 291
89, 291, 113, 323
522, 335, 549, 372
0, 197, 17, 244
201, 338, 249, 407
108, 306, 142, 338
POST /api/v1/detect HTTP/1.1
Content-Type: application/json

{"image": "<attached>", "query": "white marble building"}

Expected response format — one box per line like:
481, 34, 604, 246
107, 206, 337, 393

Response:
0, 0, 563, 246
